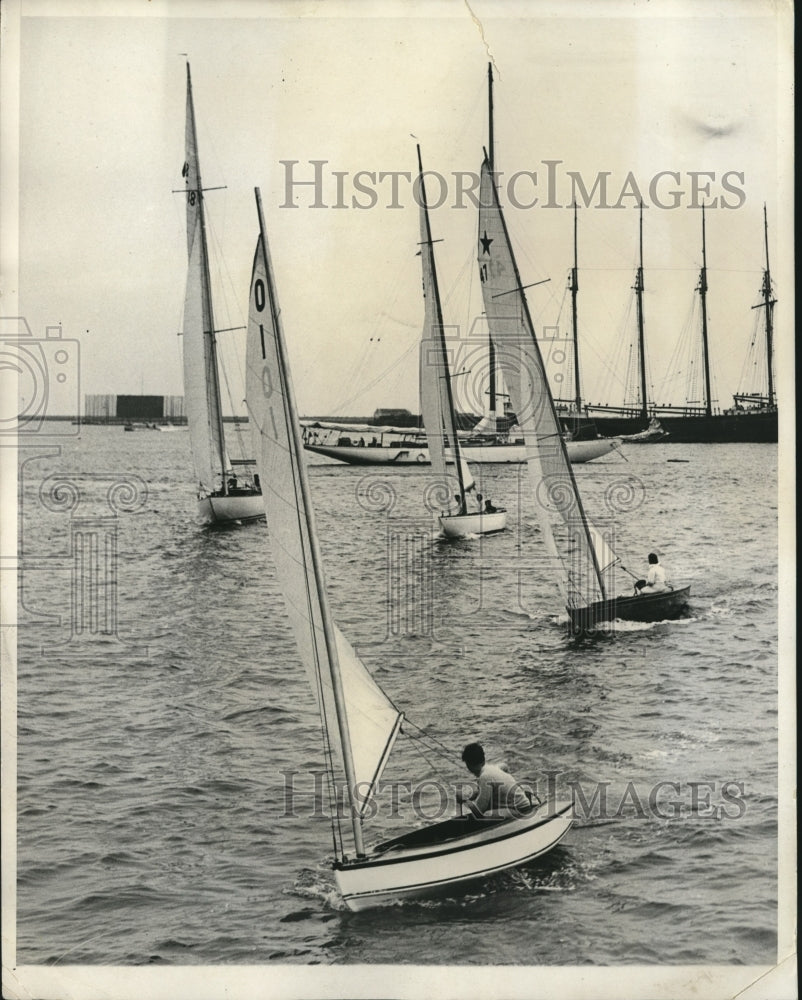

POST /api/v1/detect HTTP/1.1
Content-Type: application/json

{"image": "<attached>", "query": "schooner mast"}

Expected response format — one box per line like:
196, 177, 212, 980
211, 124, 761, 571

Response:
633, 202, 649, 422
698, 204, 713, 418
486, 62, 499, 430
569, 202, 582, 414
755, 204, 776, 408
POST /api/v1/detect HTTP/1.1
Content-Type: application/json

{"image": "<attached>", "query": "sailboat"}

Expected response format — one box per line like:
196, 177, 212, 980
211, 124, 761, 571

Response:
246, 186, 573, 910
417, 146, 507, 538
477, 156, 690, 632
180, 64, 263, 525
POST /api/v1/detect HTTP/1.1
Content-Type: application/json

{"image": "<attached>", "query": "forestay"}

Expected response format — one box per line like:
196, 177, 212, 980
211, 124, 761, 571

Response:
477, 159, 609, 609
245, 207, 403, 824
181, 64, 227, 494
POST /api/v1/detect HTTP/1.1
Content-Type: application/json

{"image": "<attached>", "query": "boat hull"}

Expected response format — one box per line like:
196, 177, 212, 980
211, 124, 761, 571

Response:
305, 442, 429, 465
305, 438, 620, 466
334, 801, 573, 911
568, 584, 691, 632
574, 410, 777, 444
438, 509, 507, 537
198, 491, 265, 525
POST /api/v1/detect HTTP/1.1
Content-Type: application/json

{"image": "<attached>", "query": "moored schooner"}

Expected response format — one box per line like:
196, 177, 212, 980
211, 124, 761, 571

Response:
563, 204, 778, 444
246, 186, 573, 910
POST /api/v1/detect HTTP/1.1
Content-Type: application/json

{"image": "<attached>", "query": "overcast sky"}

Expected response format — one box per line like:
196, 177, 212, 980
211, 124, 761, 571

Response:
5, 0, 793, 417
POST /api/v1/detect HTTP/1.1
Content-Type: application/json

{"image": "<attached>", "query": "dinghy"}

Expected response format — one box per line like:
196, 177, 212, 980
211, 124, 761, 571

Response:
180, 64, 263, 525
477, 154, 690, 632
416, 146, 506, 538
246, 187, 572, 910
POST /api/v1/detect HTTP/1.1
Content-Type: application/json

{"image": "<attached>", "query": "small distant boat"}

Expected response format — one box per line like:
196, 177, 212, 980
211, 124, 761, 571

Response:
477, 72, 690, 632
416, 145, 506, 538
180, 64, 263, 525
246, 186, 573, 911
123, 422, 135, 432
619, 418, 669, 444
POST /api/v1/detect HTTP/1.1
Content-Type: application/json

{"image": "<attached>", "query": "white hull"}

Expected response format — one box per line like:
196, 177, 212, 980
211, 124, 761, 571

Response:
464, 438, 621, 464
439, 509, 507, 537
335, 800, 573, 911
197, 492, 265, 525
305, 438, 620, 466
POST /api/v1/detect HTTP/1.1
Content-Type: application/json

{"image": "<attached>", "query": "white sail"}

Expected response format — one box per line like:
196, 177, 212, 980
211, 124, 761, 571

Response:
245, 205, 402, 824
459, 456, 475, 493
477, 159, 607, 609
417, 148, 473, 513
181, 64, 227, 495
586, 517, 619, 580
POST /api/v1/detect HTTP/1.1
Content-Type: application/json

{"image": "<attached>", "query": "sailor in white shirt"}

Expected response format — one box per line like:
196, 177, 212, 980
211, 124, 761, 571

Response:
457, 742, 531, 818
636, 552, 669, 594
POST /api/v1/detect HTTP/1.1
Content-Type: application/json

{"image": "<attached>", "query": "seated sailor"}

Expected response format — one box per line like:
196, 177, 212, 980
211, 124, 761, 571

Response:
456, 742, 531, 819
635, 552, 670, 594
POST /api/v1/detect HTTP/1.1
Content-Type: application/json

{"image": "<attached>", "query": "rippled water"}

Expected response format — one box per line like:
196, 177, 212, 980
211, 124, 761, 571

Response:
14, 429, 778, 966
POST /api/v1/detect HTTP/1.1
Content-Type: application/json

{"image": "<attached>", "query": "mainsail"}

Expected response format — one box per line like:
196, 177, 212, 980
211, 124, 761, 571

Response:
246, 191, 403, 840
477, 158, 609, 609
416, 146, 471, 513
182, 64, 228, 495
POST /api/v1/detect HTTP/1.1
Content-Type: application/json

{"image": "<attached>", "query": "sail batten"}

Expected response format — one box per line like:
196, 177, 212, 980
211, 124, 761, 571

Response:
477, 159, 608, 608
246, 193, 402, 855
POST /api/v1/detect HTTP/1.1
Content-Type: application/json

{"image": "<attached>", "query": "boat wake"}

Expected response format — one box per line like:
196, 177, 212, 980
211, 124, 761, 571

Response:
604, 616, 698, 632
286, 867, 346, 911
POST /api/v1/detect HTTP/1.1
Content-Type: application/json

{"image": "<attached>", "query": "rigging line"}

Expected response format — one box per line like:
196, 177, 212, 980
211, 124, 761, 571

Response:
334, 337, 419, 415
405, 732, 453, 782
402, 716, 459, 762
206, 215, 248, 417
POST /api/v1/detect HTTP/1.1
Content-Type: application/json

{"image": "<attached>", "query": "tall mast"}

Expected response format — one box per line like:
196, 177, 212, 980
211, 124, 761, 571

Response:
761, 205, 776, 407
418, 145, 467, 507
634, 202, 648, 421
486, 62, 497, 424
698, 204, 713, 417
254, 187, 365, 859
569, 202, 582, 412
186, 63, 228, 492
487, 62, 494, 174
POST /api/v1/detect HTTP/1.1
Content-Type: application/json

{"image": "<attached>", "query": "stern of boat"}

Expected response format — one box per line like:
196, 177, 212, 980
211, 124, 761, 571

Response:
334, 799, 573, 911
198, 491, 265, 525
438, 509, 507, 538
